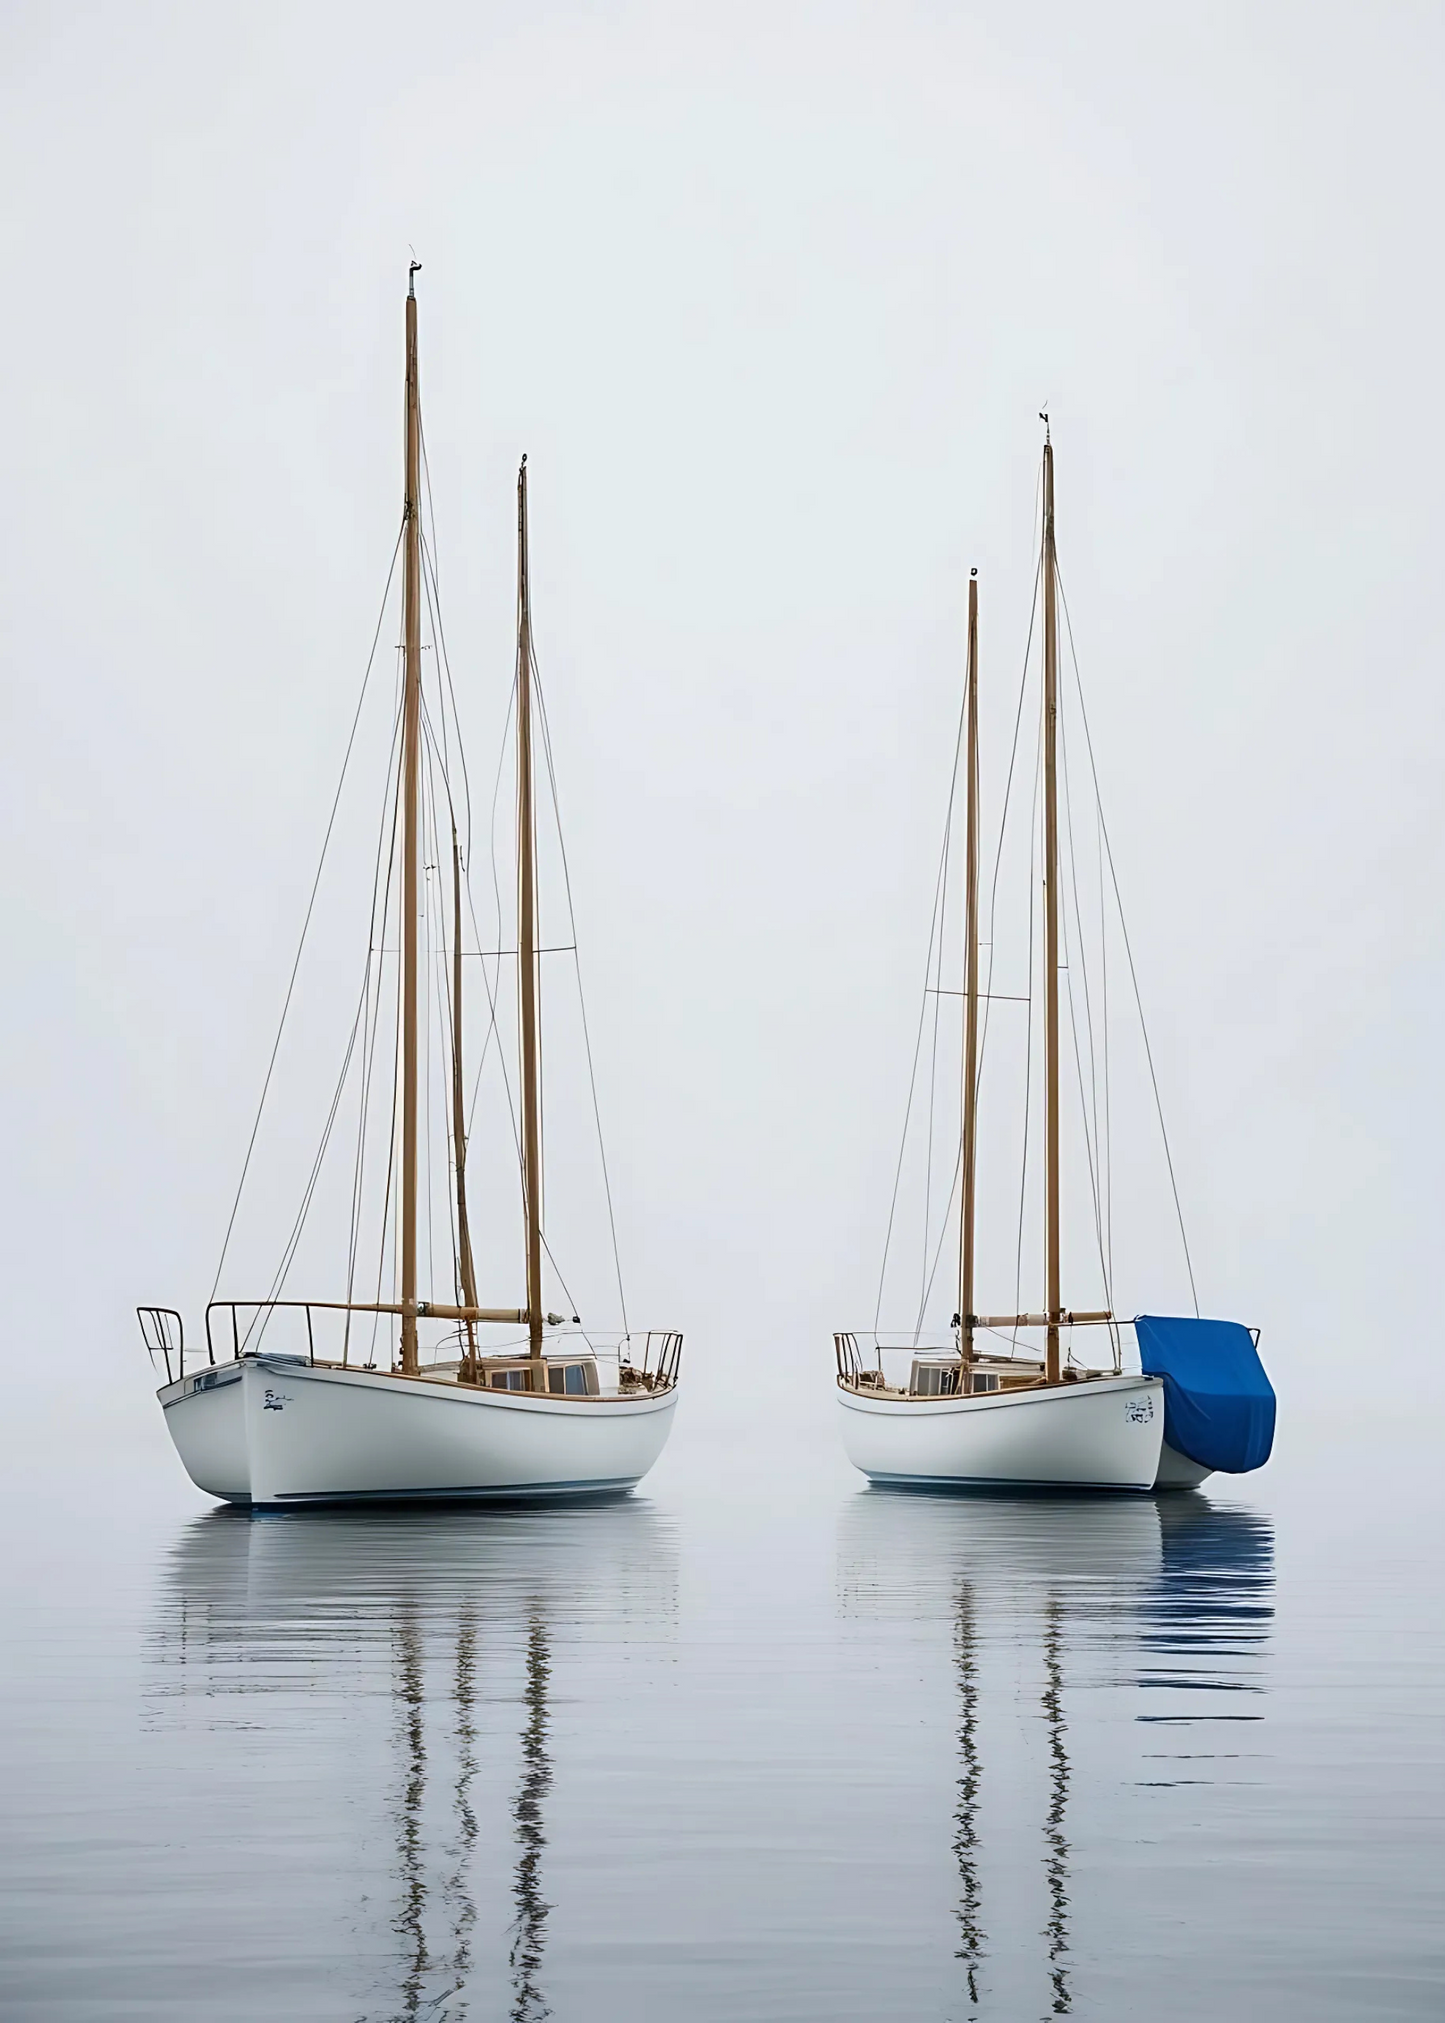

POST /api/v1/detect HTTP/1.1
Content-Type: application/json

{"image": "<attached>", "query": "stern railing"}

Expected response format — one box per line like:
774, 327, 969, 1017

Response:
619, 1331, 683, 1392
138, 1307, 187, 1385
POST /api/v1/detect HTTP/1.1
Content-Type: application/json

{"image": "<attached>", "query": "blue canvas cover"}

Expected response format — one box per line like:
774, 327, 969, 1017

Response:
1134, 1316, 1275, 1474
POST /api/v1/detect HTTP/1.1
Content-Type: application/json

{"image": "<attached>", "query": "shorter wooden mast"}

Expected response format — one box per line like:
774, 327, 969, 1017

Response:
515, 458, 548, 1394
1041, 427, 1062, 1386
958, 570, 981, 1385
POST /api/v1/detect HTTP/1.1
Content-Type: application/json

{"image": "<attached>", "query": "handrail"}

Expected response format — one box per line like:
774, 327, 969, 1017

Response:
137, 1306, 187, 1385
618, 1330, 684, 1392
199, 1303, 686, 1392
207, 1300, 324, 1366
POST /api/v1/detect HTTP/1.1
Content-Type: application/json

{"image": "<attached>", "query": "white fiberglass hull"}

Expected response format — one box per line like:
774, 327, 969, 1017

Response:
838, 1374, 1166, 1492
1154, 1439, 1214, 1490
160, 1357, 677, 1507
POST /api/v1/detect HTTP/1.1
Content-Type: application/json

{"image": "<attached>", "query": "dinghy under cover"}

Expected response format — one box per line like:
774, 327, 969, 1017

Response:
1134, 1316, 1275, 1475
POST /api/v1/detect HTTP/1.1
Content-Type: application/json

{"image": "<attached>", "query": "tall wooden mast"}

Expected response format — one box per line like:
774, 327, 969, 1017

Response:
451, 825, 480, 1376
958, 569, 981, 1384
1041, 427, 1063, 1386
399, 262, 423, 1377
515, 458, 547, 1392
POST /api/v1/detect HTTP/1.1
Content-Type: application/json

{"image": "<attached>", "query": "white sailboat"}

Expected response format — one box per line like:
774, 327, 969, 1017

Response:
140, 271, 681, 1506
836, 428, 1274, 1493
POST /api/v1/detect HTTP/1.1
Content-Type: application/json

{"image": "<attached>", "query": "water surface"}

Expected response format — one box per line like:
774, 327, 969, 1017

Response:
2, 1425, 1440, 2019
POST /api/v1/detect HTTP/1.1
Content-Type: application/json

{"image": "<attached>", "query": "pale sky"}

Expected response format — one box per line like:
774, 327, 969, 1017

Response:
2, 1, 1439, 1477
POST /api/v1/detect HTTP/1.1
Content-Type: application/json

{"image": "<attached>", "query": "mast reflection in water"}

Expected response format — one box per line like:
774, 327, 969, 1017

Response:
510, 1612, 552, 2023
149, 1501, 676, 2022
838, 1490, 1275, 2017
1040, 1596, 1070, 2015
954, 1582, 983, 2003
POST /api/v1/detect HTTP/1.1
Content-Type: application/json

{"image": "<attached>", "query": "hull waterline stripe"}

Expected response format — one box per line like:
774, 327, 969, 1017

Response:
864, 1471, 1155, 1495
262, 1475, 642, 1505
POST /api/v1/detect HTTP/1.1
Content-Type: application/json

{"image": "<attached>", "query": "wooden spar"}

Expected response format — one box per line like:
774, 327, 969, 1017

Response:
451, 824, 480, 1376
213, 1299, 528, 1322
1041, 431, 1063, 1386
515, 459, 547, 1391
399, 265, 423, 1376
958, 570, 981, 1380
975, 1310, 1111, 1329
418, 1302, 528, 1324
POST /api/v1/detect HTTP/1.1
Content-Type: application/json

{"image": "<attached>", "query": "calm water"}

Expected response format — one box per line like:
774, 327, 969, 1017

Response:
2, 1421, 1441, 2020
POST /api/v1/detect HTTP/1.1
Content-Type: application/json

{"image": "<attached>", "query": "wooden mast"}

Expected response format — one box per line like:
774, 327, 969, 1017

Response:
958, 569, 981, 1387
399, 262, 423, 1377
451, 825, 480, 1378
1041, 426, 1063, 1386
515, 458, 547, 1392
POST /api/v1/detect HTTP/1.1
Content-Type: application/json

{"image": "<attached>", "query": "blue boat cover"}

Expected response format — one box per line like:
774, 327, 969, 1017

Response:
1134, 1316, 1276, 1474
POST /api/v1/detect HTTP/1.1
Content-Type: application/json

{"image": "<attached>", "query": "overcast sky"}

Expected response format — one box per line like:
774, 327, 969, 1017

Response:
2, 0, 1440, 1482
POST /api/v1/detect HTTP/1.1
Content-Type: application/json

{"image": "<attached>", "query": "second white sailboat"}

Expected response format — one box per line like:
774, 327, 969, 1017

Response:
835, 428, 1273, 1493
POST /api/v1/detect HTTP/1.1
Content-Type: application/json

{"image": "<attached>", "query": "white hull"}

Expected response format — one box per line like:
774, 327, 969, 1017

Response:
837, 1374, 1166, 1492
161, 1356, 677, 1507
1153, 1439, 1214, 1490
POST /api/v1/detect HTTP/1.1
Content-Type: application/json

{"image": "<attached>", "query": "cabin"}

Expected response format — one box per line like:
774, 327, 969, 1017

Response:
479, 1357, 599, 1396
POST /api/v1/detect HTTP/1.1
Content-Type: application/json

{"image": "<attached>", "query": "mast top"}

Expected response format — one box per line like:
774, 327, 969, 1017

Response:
1039, 406, 1050, 445
408, 259, 422, 299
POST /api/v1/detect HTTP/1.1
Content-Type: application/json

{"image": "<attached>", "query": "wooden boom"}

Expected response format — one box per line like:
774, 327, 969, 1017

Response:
974, 1310, 1112, 1330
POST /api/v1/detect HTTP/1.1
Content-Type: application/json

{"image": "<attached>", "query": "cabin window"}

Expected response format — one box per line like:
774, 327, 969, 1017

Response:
486, 1360, 596, 1394
910, 1361, 961, 1397
970, 1371, 1001, 1395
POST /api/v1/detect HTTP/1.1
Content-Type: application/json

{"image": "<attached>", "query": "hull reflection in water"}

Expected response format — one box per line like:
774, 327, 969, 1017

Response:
151, 1501, 677, 2021
837, 1490, 1274, 2018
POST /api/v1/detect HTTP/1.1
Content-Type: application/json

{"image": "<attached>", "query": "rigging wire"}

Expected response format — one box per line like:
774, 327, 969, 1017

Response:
918, 1142, 963, 1331
532, 666, 631, 1338
426, 639, 592, 1344
210, 525, 404, 1304
422, 581, 596, 1348
368, 1015, 400, 1366
216, 421, 640, 1366
876, 546, 1043, 1343
420, 705, 462, 1293
915, 746, 957, 1345
1055, 565, 1199, 1317
485, 671, 518, 1039
419, 518, 474, 864
459, 676, 526, 1178
873, 691, 967, 1336
343, 688, 405, 1362
975, 549, 1043, 1101
461, 672, 519, 1152
1060, 710, 1105, 1226
1058, 705, 1114, 1328
247, 951, 376, 1349
1010, 729, 1043, 1354
419, 499, 547, 1340
368, 656, 407, 1366
417, 396, 584, 1358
